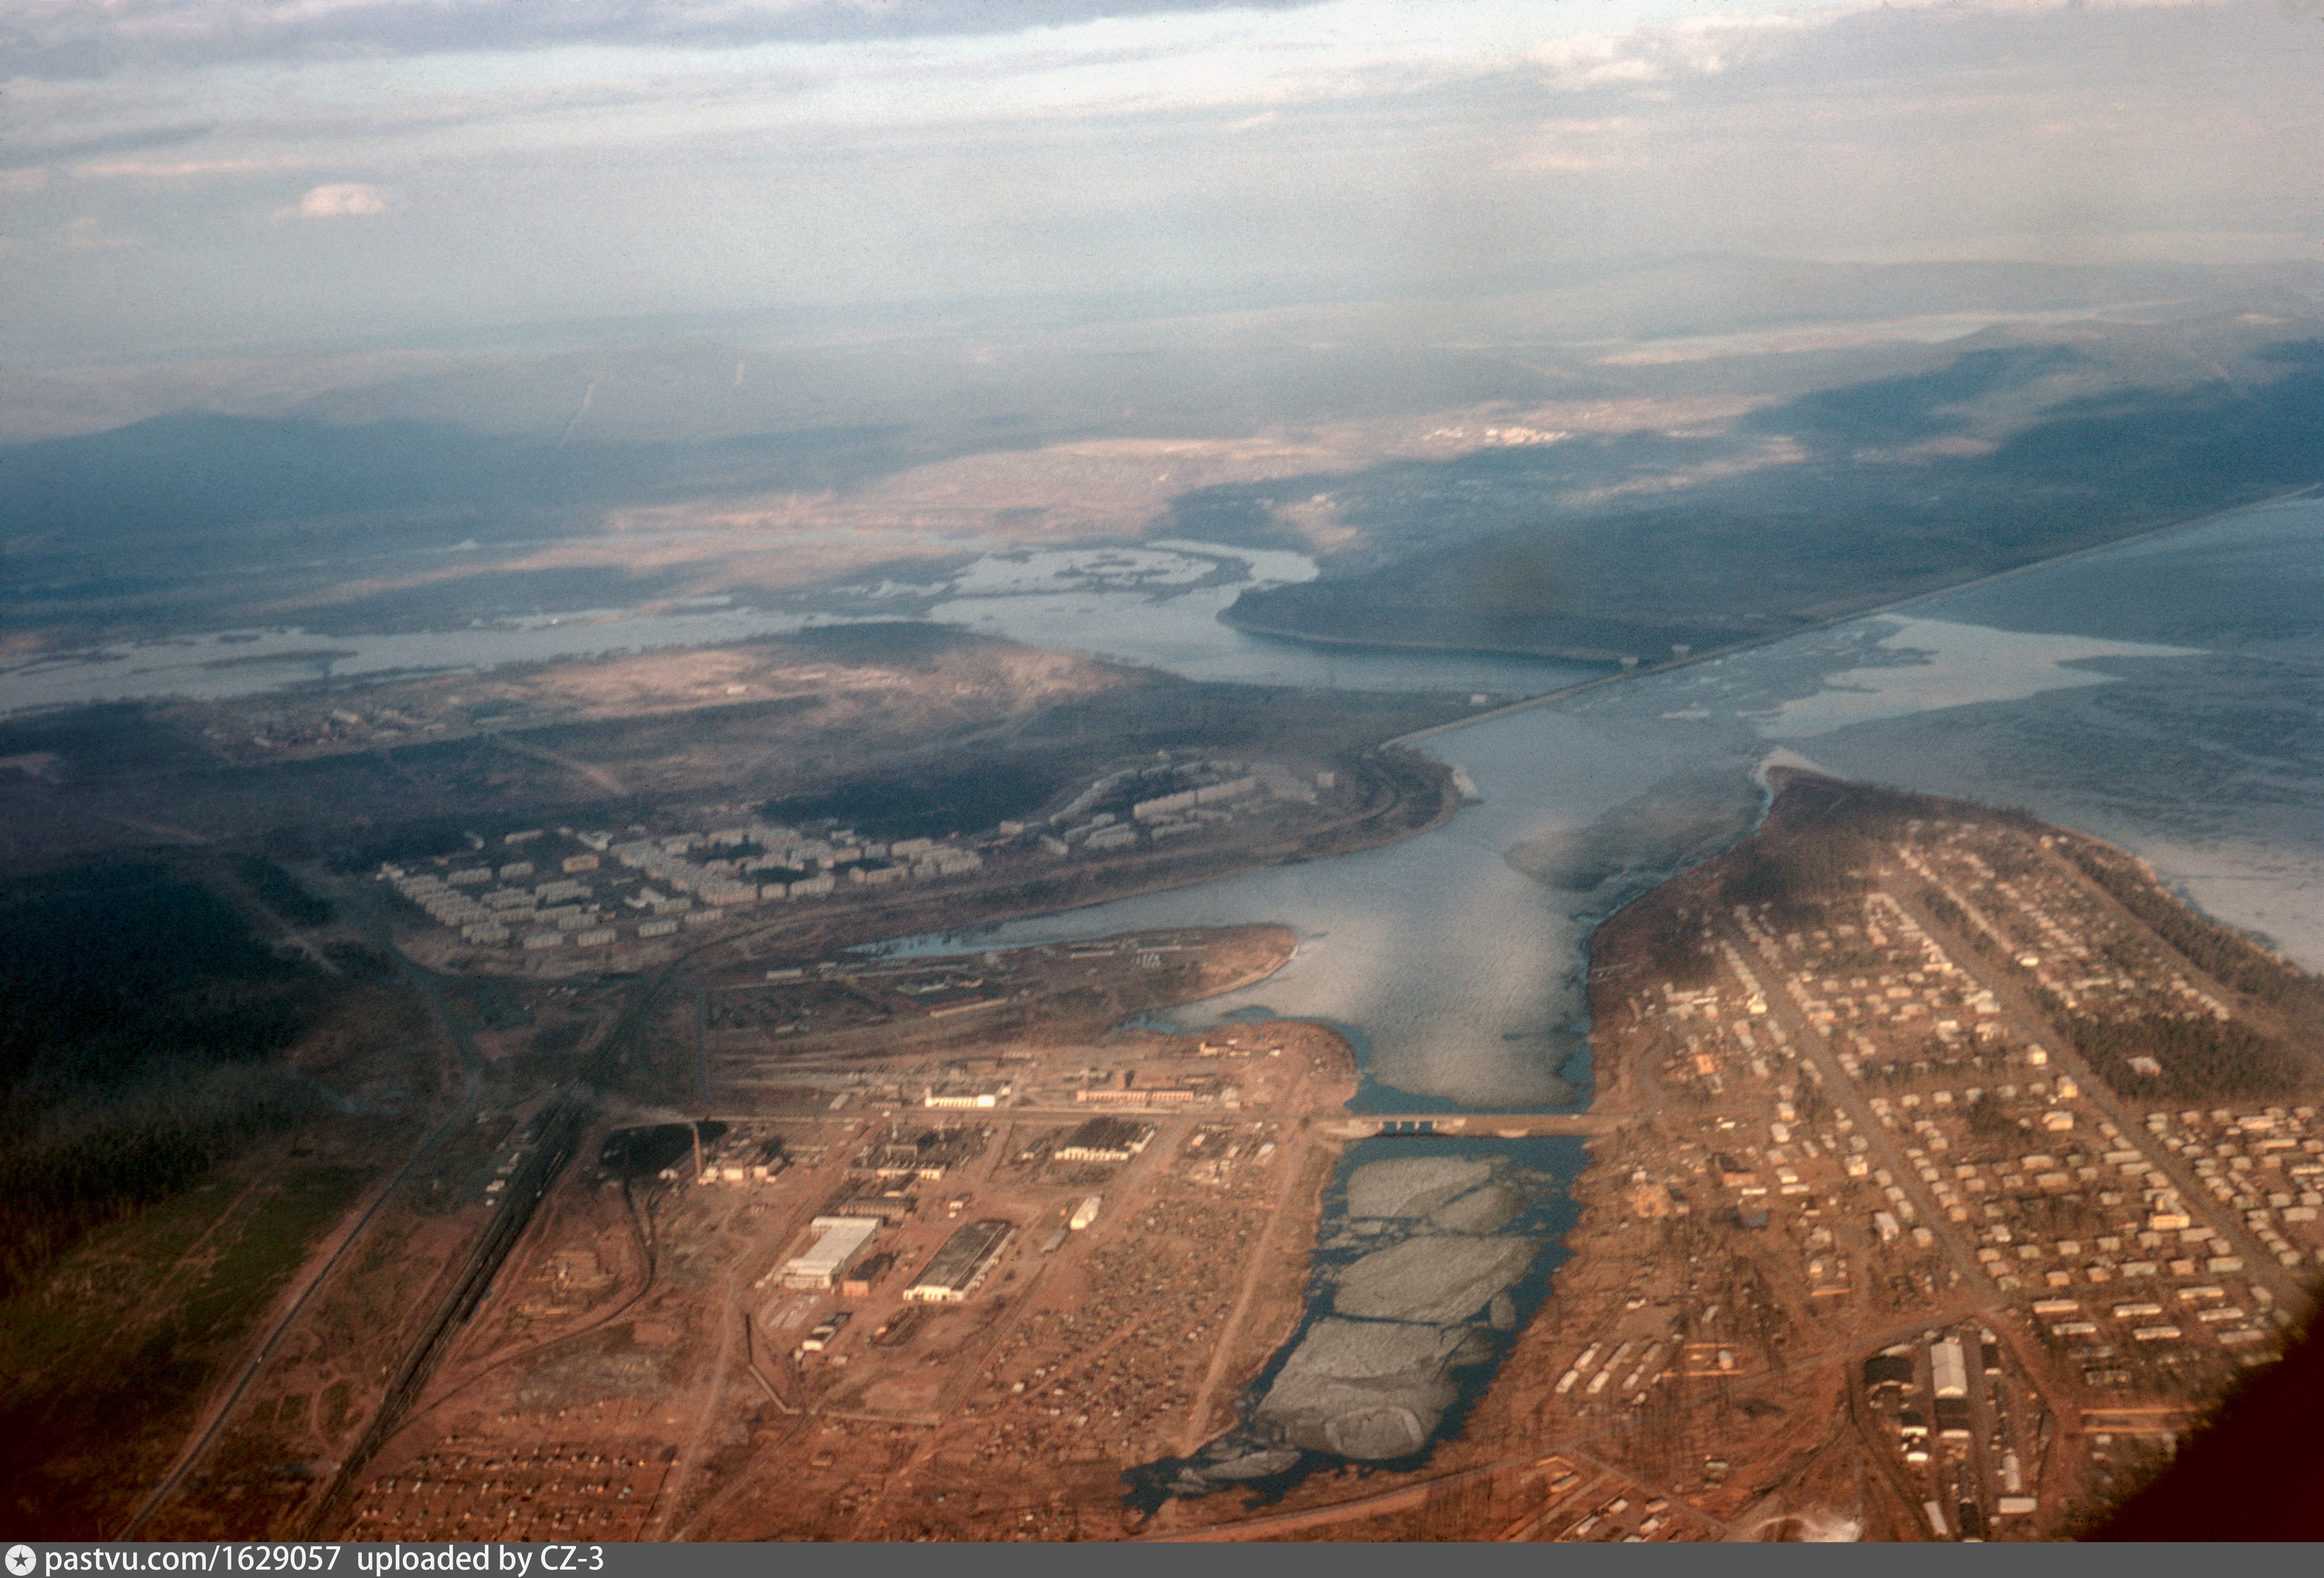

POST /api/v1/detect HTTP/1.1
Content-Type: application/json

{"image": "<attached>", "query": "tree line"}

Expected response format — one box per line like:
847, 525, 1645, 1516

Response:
2044, 1001, 2305, 1102
0, 859, 333, 1297
2061, 840, 2324, 1022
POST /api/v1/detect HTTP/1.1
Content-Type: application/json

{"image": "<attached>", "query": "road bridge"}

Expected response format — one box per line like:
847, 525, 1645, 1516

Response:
1320, 1112, 1624, 1139
678, 1107, 1627, 1138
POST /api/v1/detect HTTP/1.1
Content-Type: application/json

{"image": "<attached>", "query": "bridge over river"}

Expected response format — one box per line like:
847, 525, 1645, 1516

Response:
694, 1105, 1627, 1139
1320, 1112, 1625, 1139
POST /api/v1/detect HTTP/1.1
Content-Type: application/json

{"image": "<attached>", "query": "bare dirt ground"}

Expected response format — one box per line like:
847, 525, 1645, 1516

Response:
319, 977, 1360, 1543
101, 924, 1362, 1542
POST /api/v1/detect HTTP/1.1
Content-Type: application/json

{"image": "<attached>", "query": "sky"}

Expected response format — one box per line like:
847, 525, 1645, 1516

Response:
2, 0, 2320, 365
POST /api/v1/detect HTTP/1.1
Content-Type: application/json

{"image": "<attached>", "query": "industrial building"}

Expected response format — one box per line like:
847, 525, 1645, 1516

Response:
922, 1081, 1012, 1109
840, 1252, 895, 1299
1055, 1117, 1154, 1163
780, 1215, 883, 1290
1930, 1337, 1969, 1399
1075, 1083, 1194, 1105
853, 1124, 984, 1182
903, 1220, 1014, 1304
816, 1184, 911, 1224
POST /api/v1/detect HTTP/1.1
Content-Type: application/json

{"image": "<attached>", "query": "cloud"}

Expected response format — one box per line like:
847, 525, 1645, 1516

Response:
288, 182, 391, 218
76, 156, 289, 180
0, 0, 1331, 78
7, 0, 2319, 366
58, 215, 137, 249
0, 122, 217, 172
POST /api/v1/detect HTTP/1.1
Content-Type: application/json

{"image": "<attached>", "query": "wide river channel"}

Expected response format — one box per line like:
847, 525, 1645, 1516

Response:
870, 494, 2324, 1500
14, 490, 2313, 1499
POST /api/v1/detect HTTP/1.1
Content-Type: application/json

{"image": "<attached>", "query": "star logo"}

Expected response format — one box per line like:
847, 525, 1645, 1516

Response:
5, 1544, 36, 1577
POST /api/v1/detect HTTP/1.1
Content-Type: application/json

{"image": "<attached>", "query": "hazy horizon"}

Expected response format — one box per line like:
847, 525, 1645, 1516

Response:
6, 0, 2320, 373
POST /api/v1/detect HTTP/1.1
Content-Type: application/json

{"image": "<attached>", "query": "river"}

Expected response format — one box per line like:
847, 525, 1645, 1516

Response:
0, 539, 1599, 716
15, 480, 2317, 1489
874, 495, 2324, 1108
868, 494, 2324, 1497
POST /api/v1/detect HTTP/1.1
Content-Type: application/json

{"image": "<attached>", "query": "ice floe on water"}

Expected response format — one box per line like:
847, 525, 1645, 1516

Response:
1251, 1319, 1495, 1461
1330, 1235, 1538, 1325
1142, 1153, 1550, 1494
1756, 616, 2201, 738
1344, 1155, 1499, 1220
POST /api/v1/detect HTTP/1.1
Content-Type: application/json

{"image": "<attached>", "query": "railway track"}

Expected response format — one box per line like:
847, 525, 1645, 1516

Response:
296, 976, 674, 1535
299, 1089, 587, 1535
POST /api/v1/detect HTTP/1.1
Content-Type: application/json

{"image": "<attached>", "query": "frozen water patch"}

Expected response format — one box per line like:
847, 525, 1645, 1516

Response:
926, 538, 1592, 696
1251, 1318, 1485, 1460
1331, 1235, 1538, 1324
1346, 1157, 1498, 1220
2160, 845, 2324, 974
1759, 617, 2201, 738
941, 544, 1236, 597
1145, 539, 1319, 585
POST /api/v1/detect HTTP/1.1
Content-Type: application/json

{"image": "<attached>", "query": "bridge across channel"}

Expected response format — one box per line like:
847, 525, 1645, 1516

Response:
1323, 1113, 1624, 1139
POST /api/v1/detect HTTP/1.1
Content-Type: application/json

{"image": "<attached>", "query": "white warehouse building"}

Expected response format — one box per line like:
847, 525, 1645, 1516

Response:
780, 1216, 883, 1290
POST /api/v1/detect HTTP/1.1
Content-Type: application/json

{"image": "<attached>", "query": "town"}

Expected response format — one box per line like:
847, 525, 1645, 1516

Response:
324, 774, 2324, 1543
1487, 774, 2321, 1540
378, 754, 1341, 971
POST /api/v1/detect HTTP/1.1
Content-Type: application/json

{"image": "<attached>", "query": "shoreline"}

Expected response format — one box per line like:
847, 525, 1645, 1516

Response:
1155, 768, 2324, 1539
1378, 481, 2322, 748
